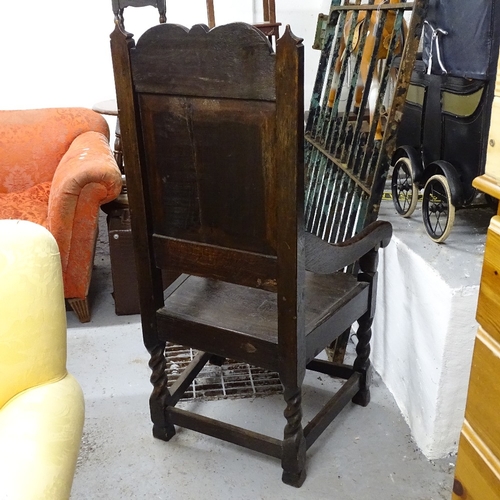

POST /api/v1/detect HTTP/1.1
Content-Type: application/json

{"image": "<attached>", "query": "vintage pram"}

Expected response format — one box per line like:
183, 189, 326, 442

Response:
391, 0, 500, 242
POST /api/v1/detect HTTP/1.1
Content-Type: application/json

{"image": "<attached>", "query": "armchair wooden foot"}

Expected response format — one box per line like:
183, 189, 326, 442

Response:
68, 297, 91, 323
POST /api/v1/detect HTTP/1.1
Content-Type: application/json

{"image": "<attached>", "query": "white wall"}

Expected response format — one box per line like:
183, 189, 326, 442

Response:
372, 233, 480, 459
0, 0, 331, 111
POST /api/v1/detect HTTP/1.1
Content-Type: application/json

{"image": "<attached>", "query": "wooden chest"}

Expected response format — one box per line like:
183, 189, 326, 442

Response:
108, 209, 176, 315
452, 217, 500, 499
108, 209, 141, 315
452, 54, 500, 500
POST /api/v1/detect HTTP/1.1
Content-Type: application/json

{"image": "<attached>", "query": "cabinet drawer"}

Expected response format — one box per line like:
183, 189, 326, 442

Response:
453, 426, 500, 500
477, 217, 500, 342
464, 327, 500, 460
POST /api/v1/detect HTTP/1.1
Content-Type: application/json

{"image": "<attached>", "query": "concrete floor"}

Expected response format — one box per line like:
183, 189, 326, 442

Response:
67, 208, 458, 500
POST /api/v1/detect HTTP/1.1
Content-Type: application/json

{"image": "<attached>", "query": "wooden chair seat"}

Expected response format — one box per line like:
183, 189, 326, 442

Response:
159, 272, 369, 370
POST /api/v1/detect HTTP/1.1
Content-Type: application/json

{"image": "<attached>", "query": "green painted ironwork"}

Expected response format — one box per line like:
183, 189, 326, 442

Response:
305, 0, 428, 244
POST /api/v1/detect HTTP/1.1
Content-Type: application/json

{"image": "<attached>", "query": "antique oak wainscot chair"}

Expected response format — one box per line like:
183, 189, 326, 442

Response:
111, 20, 392, 487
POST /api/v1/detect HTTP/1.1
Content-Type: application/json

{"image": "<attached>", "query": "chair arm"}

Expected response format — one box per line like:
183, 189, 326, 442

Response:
47, 131, 122, 275
305, 220, 393, 274
0, 374, 84, 500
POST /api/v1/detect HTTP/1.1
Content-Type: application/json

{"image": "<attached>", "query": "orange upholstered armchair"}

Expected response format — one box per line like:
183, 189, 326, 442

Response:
0, 108, 123, 322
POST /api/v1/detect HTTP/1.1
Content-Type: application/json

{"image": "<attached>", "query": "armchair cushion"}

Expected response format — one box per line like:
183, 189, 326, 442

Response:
0, 220, 84, 499
0, 374, 84, 500
0, 220, 67, 408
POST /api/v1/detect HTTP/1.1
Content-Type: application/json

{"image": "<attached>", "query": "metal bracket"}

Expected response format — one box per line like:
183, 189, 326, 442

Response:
313, 13, 329, 50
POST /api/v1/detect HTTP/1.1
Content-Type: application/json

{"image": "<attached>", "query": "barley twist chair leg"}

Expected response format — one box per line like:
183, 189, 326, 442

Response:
281, 387, 307, 487
352, 312, 373, 407
149, 343, 176, 440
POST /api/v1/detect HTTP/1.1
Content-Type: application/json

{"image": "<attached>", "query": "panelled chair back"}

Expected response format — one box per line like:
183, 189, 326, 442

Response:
111, 21, 392, 487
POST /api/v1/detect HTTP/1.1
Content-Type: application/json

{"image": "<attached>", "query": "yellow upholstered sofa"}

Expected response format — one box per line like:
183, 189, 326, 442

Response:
0, 220, 85, 500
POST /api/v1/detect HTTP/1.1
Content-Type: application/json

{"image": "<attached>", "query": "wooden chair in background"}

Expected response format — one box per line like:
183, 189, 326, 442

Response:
205, 0, 280, 41
111, 0, 279, 39
111, 20, 391, 487
112, 0, 166, 28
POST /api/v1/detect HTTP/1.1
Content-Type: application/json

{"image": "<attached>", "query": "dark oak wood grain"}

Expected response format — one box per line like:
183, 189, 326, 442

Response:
131, 23, 276, 100
167, 406, 282, 459
153, 235, 278, 290
305, 220, 392, 274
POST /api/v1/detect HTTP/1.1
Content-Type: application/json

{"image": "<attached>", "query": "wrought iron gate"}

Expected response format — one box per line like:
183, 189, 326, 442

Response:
305, 0, 428, 243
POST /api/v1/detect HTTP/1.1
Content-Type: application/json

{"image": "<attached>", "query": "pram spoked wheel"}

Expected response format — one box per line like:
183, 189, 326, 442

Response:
422, 174, 455, 243
391, 155, 419, 217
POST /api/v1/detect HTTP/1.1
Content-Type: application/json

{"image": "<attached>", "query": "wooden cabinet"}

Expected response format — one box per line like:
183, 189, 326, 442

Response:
474, 56, 500, 201
452, 58, 500, 500
452, 217, 500, 499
